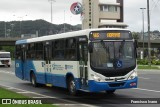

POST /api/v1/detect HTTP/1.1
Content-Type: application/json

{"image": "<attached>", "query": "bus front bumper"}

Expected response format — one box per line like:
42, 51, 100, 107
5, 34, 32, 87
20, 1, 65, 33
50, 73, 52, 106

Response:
88, 77, 138, 92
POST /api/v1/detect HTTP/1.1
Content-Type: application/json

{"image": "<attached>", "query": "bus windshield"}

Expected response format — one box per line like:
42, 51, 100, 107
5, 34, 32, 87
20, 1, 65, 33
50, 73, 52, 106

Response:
90, 41, 136, 70
0, 53, 11, 58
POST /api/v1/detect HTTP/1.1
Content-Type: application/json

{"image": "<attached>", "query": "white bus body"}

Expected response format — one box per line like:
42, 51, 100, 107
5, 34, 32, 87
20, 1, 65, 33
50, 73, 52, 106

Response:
0, 52, 11, 67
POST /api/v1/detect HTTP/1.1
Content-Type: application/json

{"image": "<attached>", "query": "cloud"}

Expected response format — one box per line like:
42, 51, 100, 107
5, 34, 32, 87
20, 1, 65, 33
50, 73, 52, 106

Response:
124, 0, 160, 32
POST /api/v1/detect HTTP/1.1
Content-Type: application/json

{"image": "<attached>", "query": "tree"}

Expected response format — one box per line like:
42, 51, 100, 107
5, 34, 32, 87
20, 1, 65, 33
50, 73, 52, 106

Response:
132, 32, 139, 40
0, 46, 2, 50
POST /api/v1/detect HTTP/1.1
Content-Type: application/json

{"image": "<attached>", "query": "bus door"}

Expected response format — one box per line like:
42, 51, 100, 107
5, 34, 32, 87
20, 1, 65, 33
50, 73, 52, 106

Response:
17, 45, 26, 80
79, 42, 88, 88
44, 42, 52, 84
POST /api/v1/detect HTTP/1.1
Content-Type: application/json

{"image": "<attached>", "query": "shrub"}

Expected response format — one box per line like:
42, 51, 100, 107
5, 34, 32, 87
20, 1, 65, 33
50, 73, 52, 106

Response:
137, 59, 148, 65
138, 59, 160, 65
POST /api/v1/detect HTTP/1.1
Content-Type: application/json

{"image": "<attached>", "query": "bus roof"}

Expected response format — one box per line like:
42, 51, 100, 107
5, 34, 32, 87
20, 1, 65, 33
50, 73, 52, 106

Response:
16, 28, 130, 45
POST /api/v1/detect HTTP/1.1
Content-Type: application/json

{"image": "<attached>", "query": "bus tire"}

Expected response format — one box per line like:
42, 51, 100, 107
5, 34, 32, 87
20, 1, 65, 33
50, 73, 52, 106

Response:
31, 73, 38, 87
105, 90, 115, 94
67, 77, 77, 96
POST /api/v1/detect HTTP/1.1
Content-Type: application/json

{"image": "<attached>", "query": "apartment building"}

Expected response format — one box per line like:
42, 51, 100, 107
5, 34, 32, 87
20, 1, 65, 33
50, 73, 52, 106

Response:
82, 0, 127, 29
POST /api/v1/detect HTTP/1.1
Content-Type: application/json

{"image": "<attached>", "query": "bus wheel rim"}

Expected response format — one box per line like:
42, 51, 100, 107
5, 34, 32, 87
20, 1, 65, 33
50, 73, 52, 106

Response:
32, 76, 35, 85
70, 81, 75, 93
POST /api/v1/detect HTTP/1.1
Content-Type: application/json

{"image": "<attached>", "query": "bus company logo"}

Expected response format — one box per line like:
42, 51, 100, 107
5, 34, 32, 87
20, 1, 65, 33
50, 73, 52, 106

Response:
65, 65, 73, 70
2, 99, 11, 104
52, 63, 64, 70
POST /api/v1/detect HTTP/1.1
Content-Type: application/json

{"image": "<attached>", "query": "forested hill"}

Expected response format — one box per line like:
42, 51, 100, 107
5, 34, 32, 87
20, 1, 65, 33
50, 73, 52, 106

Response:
0, 19, 81, 37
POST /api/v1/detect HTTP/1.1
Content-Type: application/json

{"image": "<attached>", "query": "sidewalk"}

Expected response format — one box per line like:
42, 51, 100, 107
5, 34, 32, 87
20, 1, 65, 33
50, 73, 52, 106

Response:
138, 65, 160, 71
138, 69, 160, 72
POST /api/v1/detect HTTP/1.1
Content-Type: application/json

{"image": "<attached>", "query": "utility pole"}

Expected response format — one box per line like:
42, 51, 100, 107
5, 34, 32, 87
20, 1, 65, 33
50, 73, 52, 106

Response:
64, 10, 65, 33
48, 0, 56, 23
140, 8, 146, 59
147, 0, 151, 67
4, 22, 7, 38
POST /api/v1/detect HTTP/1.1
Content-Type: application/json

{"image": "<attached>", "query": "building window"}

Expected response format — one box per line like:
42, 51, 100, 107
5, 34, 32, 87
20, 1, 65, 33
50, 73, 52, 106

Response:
100, 5, 118, 12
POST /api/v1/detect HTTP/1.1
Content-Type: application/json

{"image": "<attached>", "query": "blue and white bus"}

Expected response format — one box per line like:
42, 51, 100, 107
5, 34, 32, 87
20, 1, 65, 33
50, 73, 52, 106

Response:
15, 28, 138, 95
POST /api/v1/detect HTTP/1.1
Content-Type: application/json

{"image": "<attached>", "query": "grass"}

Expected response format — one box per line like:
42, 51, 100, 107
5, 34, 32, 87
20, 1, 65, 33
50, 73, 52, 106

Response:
138, 65, 160, 70
0, 87, 27, 98
0, 87, 56, 107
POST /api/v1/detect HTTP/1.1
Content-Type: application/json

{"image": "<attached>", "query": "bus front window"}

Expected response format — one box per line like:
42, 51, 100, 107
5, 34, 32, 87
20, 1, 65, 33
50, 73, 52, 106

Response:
90, 41, 135, 69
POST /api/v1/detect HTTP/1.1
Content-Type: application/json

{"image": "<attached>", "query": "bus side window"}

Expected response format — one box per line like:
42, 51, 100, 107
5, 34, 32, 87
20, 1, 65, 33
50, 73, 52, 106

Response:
26, 43, 36, 59
35, 42, 43, 60
16, 45, 22, 60
54, 39, 65, 59
65, 38, 76, 60
52, 41, 55, 60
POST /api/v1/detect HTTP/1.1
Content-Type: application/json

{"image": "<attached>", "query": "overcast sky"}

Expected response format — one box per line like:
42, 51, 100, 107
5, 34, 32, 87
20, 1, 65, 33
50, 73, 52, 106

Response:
0, 0, 160, 32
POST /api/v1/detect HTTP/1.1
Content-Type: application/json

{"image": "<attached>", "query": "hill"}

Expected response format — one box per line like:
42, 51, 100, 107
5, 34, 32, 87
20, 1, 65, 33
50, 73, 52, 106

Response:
0, 19, 81, 38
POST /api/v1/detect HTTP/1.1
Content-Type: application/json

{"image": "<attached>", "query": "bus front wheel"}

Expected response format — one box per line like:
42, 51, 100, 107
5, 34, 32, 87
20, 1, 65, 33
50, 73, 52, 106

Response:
31, 73, 38, 87
67, 77, 77, 96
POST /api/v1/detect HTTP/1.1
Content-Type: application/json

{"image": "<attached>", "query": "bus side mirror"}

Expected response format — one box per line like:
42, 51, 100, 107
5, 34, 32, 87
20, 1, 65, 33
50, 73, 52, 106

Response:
88, 43, 93, 53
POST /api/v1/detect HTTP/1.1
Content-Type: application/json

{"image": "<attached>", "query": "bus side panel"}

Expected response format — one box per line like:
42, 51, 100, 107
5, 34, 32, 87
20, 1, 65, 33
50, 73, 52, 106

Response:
52, 74, 66, 88
49, 61, 79, 88
26, 60, 46, 84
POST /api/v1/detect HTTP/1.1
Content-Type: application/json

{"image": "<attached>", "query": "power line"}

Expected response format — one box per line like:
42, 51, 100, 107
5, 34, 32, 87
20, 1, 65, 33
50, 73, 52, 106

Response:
151, 0, 160, 12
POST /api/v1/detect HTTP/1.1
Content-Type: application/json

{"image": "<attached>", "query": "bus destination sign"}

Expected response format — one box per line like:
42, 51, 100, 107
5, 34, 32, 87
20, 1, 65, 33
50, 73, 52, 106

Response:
89, 31, 132, 40
107, 33, 120, 38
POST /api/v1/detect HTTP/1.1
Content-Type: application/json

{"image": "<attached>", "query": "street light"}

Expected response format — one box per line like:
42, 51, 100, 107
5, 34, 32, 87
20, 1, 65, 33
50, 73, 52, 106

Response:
147, 0, 151, 67
10, 23, 15, 37
48, 0, 56, 23
140, 8, 146, 59
17, 15, 27, 37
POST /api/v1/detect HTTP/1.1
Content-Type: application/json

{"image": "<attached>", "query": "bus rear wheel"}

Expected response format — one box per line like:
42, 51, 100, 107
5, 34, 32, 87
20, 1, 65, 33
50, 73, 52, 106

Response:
31, 73, 38, 87
67, 77, 77, 96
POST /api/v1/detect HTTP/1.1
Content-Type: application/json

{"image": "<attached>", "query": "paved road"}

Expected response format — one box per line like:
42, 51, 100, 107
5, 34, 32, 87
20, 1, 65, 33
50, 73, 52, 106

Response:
0, 64, 160, 107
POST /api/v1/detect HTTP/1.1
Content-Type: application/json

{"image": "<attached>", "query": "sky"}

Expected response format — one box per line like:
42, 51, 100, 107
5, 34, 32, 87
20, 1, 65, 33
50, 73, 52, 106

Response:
0, 0, 160, 32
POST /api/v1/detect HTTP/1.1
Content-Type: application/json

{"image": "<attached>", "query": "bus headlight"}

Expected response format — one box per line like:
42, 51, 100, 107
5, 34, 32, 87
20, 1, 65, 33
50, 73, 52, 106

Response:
128, 71, 137, 80
91, 74, 104, 82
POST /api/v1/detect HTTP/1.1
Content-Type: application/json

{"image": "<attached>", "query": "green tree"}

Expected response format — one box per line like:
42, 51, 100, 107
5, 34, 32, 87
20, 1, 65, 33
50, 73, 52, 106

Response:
132, 32, 139, 40
2, 46, 15, 59
0, 46, 2, 50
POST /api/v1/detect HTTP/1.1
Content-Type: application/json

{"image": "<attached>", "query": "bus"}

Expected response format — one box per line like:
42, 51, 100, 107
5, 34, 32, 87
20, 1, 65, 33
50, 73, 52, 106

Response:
0, 51, 11, 67
15, 28, 138, 95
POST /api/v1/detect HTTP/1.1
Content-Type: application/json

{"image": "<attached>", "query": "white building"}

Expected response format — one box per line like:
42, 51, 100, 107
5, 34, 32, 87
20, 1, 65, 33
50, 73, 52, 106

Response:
82, 0, 127, 29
